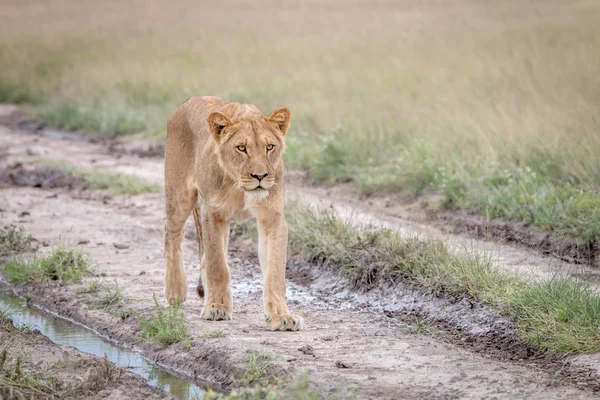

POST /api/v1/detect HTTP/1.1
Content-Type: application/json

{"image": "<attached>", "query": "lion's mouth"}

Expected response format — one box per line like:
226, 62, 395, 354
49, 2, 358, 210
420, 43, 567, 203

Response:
243, 185, 266, 192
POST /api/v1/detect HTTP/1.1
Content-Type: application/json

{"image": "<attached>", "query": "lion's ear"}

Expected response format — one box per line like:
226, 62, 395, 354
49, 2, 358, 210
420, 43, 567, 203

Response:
207, 112, 234, 142
267, 107, 291, 135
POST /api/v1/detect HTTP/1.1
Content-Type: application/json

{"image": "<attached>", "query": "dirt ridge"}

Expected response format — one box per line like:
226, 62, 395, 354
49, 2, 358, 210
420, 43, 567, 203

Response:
435, 209, 599, 267
12, 283, 240, 391
286, 259, 600, 393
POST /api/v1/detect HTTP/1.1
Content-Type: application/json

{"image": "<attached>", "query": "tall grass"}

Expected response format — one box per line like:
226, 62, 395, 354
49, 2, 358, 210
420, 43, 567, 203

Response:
139, 294, 188, 346
1, 0, 600, 239
0, 225, 33, 258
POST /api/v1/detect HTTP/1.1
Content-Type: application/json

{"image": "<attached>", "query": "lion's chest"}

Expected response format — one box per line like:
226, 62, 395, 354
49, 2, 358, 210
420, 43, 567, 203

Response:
200, 185, 254, 223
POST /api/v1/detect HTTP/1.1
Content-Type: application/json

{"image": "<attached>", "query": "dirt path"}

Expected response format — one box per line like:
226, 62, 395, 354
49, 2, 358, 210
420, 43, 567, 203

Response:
1, 106, 599, 398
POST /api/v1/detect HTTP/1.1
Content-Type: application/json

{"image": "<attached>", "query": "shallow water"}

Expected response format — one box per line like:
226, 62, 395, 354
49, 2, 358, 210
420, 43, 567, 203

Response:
0, 286, 204, 400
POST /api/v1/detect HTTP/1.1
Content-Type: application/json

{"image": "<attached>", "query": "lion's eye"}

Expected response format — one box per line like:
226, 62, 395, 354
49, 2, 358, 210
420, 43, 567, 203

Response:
237, 145, 246, 152
266, 144, 275, 151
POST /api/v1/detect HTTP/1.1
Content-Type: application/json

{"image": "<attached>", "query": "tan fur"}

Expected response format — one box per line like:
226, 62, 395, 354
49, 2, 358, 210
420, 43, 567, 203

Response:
163, 96, 304, 331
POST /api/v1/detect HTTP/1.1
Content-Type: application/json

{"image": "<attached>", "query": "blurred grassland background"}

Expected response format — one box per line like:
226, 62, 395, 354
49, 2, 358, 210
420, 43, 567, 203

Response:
1, 0, 599, 241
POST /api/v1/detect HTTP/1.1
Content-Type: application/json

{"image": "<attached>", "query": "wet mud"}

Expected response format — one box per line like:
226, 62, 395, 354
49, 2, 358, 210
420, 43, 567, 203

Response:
0, 163, 86, 191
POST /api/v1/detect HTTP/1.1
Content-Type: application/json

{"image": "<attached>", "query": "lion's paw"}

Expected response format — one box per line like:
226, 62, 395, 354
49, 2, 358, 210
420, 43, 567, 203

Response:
200, 303, 232, 321
267, 314, 305, 331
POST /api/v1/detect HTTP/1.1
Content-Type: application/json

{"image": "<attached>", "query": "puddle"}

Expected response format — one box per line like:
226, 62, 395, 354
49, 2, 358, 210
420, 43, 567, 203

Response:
0, 286, 204, 400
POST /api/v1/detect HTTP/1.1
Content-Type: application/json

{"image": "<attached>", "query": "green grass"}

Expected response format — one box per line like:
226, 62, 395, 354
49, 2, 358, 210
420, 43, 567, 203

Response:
285, 202, 600, 355
2, 246, 91, 285
0, 80, 40, 104
75, 279, 103, 294
80, 169, 161, 195
38, 101, 147, 136
509, 278, 600, 354
0, 225, 34, 258
206, 374, 337, 400
139, 294, 188, 346
93, 281, 125, 309
199, 329, 227, 339
30, 159, 161, 195
237, 350, 279, 387
0, 307, 13, 320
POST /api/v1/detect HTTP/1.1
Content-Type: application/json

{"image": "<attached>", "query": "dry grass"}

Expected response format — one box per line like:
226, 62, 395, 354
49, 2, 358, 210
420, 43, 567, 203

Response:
1, 0, 600, 239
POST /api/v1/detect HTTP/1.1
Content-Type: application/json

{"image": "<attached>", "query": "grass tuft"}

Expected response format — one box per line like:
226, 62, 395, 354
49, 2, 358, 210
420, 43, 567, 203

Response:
75, 279, 103, 294
509, 277, 600, 354
2, 246, 91, 285
0, 225, 34, 258
206, 374, 328, 400
139, 294, 188, 346
199, 329, 227, 339
237, 350, 278, 387
93, 281, 125, 309
0, 307, 13, 320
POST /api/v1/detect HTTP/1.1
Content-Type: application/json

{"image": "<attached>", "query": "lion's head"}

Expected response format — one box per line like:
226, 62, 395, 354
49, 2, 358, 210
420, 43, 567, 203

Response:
207, 103, 290, 199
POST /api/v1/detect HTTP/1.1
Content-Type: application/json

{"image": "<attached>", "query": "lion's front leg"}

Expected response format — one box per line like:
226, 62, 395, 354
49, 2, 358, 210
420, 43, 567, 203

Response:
199, 210, 233, 321
256, 211, 305, 331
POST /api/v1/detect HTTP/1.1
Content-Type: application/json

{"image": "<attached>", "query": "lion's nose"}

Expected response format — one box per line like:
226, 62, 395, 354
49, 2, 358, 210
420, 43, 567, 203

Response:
251, 173, 268, 181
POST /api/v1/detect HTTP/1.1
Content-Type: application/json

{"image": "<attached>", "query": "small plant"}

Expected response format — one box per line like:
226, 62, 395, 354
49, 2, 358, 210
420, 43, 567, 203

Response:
204, 387, 280, 400
95, 281, 124, 309
0, 348, 60, 398
139, 294, 188, 346
0, 307, 13, 320
409, 317, 439, 336
2, 246, 91, 284
0, 225, 33, 257
113, 307, 133, 321
238, 350, 278, 387
12, 322, 35, 333
199, 329, 227, 339
75, 279, 104, 294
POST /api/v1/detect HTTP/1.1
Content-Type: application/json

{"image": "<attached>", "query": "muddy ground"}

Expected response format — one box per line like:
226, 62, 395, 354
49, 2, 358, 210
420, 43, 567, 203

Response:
0, 317, 165, 399
1, 105, 600, 399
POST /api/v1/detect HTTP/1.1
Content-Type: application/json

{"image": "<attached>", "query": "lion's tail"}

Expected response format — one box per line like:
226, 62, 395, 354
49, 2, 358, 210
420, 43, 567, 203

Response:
192, 202, 205, 299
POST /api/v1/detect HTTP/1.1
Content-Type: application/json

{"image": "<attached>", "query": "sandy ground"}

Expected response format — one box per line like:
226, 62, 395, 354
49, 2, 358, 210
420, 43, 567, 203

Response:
1, 105, 600, 399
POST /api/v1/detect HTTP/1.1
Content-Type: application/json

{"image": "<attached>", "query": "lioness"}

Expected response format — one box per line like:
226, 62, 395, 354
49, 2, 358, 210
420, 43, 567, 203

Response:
163, 96, 304, 331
